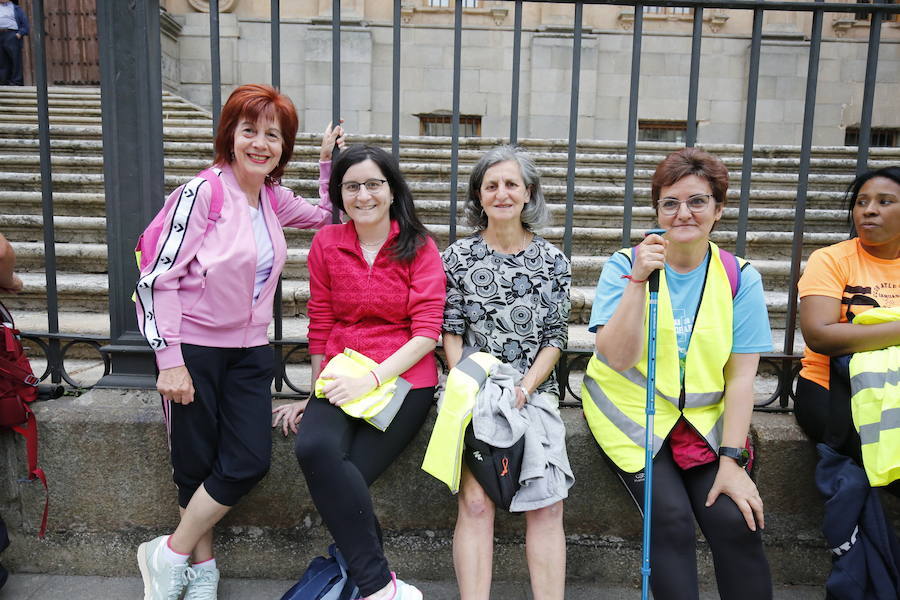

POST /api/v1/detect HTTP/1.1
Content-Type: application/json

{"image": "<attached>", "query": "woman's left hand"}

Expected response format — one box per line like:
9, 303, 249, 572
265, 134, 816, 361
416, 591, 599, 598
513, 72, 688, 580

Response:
705, 459, 765, 532
319, 121, 346, 162
321, 373, 376, 406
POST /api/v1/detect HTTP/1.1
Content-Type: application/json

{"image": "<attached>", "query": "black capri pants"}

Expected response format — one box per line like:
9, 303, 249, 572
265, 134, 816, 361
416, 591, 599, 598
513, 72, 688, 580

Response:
295, 388, 434, 597
603, 441, 773, 600
168, 343, 274, 509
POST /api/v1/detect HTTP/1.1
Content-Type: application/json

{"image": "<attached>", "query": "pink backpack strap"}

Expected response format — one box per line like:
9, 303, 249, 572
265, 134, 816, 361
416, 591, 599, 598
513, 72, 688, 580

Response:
718, 247, 741, 299
266, 184, 279, 212
198, 168, 224, 234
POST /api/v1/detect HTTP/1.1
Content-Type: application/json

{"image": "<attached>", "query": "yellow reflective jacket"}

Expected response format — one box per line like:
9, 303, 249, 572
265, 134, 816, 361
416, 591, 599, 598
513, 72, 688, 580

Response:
582, 242, 743, 473
421, 352, 500, 493
314, 348, 411, 431
849, 307, 900, 487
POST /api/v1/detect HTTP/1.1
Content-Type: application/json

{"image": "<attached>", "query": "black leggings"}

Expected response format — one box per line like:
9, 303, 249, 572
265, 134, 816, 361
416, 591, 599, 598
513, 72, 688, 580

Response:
794, 375, 900, 498
605, 443, 773, 600
294, 388, 434, 596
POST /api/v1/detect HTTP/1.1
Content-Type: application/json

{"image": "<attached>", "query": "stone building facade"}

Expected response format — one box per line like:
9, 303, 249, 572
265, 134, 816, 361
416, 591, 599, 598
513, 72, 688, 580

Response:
160, 0, 900, 146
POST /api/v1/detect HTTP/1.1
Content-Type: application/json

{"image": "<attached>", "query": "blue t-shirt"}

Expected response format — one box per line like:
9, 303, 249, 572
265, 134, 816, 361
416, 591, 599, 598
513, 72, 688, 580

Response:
588, 250, 773, 363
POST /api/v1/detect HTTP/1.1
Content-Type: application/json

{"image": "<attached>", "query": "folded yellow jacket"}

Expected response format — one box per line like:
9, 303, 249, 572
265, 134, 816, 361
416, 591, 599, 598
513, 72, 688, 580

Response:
849, 307, 900, 487
315, 348, 411, 431
422, 352, 500, 493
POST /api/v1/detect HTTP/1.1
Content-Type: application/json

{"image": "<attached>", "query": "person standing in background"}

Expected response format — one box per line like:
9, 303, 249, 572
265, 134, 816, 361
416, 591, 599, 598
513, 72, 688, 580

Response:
0, 0, 29, 86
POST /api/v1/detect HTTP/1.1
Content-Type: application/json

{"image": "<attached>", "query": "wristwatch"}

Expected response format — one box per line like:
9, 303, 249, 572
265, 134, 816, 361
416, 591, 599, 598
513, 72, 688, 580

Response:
718, 446, 750, 468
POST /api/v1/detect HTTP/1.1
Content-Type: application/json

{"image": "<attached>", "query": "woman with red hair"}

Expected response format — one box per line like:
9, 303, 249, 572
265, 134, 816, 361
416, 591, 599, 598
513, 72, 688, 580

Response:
135, 84, 344, 600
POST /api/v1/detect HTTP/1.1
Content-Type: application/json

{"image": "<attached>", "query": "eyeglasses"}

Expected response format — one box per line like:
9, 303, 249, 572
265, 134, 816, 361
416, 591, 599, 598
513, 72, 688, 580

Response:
658, 194, 713, 216
340, 179, 388, 195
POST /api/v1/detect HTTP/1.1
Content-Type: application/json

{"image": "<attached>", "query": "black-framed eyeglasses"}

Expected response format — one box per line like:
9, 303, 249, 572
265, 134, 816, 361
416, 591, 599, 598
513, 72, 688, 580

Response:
340, 179, 387, 195
658, 194, 712, 216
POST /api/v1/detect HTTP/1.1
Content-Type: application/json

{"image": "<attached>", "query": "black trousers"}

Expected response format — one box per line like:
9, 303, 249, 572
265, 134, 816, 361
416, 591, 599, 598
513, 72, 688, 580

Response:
294, 388, 434, 596
794, 375, 900, 498
168, 344, 274, 508
604, 442, 773, 600
0, 31, 23, 86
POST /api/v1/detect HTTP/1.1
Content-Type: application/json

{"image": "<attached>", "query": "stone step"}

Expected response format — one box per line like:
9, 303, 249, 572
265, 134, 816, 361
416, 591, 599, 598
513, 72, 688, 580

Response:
12, 238, 811, 292
0, 190, 850, 242
1, 214, 846, 263
0, 143, 872, 191
7, 391, 879, 586
0, 574, 828, 600
7, 272, 799, 331
0, 170, 853, 213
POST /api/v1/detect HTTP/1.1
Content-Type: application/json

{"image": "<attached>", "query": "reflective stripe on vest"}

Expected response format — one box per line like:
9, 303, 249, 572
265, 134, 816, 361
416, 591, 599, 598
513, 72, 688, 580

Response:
581, 242, 736, 473
849, 307, 900, 487
422, 352, 499, 493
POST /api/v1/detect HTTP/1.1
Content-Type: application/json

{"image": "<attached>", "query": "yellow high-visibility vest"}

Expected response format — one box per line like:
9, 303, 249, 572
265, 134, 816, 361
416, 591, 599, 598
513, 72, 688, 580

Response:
849, 307, 900, 487
582, 242, 742, 473
314, 348, 411, 431
421, 352, 500, 493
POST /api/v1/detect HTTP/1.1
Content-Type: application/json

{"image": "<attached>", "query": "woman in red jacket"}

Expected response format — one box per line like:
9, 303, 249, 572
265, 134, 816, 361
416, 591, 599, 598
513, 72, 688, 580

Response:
273, 145, 445, 600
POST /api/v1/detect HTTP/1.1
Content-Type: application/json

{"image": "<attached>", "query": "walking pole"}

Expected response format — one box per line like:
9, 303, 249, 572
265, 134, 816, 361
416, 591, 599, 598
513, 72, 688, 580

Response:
641, 229, 665, 600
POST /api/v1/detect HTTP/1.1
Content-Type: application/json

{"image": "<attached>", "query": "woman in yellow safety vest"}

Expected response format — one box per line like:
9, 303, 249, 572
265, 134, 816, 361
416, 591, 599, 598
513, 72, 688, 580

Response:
442, 145, 572, 600
794, 165, 900, 496
584, 148, 773, 599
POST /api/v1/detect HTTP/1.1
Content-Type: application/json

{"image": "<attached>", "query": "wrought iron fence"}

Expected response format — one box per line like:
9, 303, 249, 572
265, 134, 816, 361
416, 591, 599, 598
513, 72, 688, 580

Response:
23, 0, 900, 409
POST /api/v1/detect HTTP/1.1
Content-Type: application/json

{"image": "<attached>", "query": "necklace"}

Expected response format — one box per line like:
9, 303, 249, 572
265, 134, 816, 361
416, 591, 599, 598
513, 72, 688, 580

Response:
486, 230, 529, 254
359, 235, 388, 248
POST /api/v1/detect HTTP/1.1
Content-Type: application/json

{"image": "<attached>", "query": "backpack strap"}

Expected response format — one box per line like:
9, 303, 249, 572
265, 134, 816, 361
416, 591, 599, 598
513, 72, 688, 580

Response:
11, 407, 48, 538
717, 247, 742, 299
197, 168, 225, 234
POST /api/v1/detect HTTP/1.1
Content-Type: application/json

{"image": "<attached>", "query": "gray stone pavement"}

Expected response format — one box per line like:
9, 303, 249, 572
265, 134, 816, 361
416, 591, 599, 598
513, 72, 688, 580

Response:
1, 574, 823, 599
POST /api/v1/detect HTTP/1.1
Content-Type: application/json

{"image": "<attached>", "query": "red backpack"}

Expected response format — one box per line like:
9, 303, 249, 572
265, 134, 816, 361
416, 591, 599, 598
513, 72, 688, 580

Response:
0, 300, 48, 538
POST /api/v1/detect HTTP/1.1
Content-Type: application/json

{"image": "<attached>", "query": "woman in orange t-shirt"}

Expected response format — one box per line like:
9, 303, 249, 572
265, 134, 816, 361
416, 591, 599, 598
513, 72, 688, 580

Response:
795, 166, 900, 462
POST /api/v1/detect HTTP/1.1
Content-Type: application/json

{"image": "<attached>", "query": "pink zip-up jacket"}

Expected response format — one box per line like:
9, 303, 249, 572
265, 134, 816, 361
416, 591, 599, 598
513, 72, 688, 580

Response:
308, 220, 446, 389
136, 162, 333, 370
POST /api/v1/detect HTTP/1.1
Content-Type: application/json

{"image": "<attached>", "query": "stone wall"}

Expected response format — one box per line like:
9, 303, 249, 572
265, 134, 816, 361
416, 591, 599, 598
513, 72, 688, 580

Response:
2, 389, 899, 585
160, 8, 900, 146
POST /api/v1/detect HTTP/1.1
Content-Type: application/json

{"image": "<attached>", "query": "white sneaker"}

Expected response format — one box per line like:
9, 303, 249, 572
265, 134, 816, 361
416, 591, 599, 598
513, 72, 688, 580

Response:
137, 535, 196, 600
391, 572, 423, 600
184, 564, 220, 600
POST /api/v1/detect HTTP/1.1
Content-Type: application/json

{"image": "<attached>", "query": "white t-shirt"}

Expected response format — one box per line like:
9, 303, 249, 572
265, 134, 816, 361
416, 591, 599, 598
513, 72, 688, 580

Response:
249, 203, 274, 302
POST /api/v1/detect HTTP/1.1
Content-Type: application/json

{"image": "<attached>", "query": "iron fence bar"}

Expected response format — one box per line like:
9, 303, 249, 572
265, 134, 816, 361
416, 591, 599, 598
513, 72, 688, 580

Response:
509, 0, 523, 146
392, 0, 402, 159
331, 0, 342, 224
271, 0, 280, 89
209, 0, 221, 134
855, 10, 881, 175
782, 2, 824, 407
735, 7, 763, 256
563, 3, 583, 258
268, 0, 283, 390
271, 1, 283, 391
685, 6, 703, 147
537, 0, 899, 13
449, 0, 464, 244
30, 0, 61, 384
621, 4, 643, 247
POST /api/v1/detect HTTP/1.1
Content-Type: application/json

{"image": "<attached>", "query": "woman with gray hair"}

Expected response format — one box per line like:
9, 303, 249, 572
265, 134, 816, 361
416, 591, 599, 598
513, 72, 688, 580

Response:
441, 145, 571, 599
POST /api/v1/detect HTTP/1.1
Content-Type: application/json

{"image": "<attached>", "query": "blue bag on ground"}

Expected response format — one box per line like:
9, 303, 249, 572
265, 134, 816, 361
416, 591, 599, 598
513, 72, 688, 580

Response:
280, 544, 359, 600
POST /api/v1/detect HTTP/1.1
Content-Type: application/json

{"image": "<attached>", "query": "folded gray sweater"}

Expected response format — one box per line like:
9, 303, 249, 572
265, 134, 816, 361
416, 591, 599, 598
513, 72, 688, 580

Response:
472, 361, 575, 512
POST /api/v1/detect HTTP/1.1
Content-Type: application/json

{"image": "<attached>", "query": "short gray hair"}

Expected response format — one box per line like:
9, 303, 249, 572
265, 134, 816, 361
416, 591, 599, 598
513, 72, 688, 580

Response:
465, 145, 549, 232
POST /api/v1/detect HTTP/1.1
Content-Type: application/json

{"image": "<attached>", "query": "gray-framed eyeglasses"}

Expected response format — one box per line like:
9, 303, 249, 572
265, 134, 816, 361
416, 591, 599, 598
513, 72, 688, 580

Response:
340, 179, 388, 195
658, 194, 713, 216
